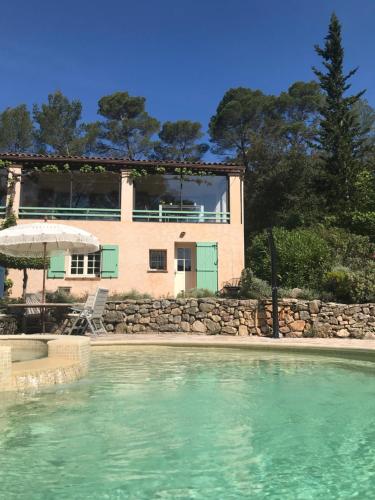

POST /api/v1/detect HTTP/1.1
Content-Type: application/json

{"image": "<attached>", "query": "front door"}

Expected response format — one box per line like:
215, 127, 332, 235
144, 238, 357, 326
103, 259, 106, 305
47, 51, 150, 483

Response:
174, 246, 195, 296
196, 242, 218, 293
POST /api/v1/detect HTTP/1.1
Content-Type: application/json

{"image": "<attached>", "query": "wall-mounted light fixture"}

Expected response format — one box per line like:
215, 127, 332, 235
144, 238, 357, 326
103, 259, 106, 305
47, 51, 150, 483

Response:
179, 231, 186, 238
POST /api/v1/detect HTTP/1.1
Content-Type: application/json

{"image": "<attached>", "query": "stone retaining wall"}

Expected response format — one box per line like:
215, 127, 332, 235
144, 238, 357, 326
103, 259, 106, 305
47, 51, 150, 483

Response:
103, 298, 375, 339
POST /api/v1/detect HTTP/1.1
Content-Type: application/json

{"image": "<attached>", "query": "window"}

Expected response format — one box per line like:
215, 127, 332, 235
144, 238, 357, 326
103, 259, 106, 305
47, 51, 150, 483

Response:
149, 250, 167, 271
49, 245, 119, 279
134, 175, 228, 214
177, 248, 192, 272
70, 251, 101, 277
20, 172, 121, 215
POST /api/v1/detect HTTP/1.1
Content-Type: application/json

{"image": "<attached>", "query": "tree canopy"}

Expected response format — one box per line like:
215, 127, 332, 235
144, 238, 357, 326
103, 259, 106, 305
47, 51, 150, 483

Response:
97, 91, 160, 159
0, 105, 33, 152
153, 120, 209, 161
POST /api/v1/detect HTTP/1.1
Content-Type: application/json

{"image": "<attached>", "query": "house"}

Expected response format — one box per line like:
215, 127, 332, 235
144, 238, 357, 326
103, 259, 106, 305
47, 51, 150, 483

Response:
0, 153, 245, 298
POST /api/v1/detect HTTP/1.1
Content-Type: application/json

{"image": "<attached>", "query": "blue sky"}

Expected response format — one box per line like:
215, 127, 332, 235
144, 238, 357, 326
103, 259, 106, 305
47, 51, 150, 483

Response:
1, 0, 374, 151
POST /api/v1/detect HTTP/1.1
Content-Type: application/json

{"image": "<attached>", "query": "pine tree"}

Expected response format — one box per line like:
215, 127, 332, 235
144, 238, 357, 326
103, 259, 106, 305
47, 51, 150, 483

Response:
313, 13, 366, 213
153, 120, 208, 161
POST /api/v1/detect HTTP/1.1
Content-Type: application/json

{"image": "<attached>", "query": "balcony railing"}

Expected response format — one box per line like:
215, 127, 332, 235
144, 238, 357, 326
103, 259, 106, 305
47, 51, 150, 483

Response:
133, 205, 230, 223
0, 206, 6, 219
19, 207, 121, 221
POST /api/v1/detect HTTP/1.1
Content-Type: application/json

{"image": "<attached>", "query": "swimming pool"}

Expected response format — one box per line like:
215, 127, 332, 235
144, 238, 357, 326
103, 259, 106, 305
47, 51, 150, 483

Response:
0, 346, 374, 499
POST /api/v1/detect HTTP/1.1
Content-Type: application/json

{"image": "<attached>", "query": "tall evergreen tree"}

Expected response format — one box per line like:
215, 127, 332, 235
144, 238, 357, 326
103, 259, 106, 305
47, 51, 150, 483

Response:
209, 83, 323, 233
0, 105, 34, 152
33, 91, 98, 155
97, 91, 160, 159
208, 88, 276, 168
153, 120, 208, 161
313, 13, 366, 212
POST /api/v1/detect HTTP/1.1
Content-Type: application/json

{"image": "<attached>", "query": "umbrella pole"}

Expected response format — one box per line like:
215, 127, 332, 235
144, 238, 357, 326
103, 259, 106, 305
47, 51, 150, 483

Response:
42, 242, 47, 333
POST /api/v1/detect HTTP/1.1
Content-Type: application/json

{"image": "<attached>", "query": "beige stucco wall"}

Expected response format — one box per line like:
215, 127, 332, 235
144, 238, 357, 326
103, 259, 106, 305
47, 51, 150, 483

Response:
7, 168, 244, 298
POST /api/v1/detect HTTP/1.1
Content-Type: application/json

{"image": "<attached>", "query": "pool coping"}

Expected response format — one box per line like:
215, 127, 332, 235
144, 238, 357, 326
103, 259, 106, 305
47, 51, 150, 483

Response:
90, 334, 375, 360
0, 335, 91, 392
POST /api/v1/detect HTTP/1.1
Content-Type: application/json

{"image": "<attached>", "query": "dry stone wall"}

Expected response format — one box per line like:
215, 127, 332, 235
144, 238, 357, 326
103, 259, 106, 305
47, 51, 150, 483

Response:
103, 298, 375, 339
104, 299, 258, 336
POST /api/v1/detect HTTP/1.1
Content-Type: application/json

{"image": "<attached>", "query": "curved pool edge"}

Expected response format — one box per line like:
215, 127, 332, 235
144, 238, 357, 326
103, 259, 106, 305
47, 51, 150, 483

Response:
0, 335, 91, 392
90, 334, 375, 362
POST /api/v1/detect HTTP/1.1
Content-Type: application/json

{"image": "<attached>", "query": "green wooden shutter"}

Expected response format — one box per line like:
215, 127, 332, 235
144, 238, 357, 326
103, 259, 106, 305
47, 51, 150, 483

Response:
47, 251, 66, 278
196, 242, 218, 292
101, 245, 119, 278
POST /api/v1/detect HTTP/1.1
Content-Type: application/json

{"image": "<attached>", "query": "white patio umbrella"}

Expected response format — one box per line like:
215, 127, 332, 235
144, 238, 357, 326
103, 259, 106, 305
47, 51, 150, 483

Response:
0, 222, 100, 331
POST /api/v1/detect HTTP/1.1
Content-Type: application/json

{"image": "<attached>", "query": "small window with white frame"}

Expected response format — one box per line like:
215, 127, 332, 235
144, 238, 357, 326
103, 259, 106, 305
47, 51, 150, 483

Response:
149, 250, 167, 271
70, 251, 101, 277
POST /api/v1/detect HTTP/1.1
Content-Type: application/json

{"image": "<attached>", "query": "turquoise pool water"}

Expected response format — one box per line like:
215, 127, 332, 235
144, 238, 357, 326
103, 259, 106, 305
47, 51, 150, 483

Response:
0, 346, 375, 499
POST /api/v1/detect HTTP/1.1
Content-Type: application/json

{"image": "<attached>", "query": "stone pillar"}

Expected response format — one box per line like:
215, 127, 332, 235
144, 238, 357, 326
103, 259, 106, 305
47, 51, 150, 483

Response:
228, 174, 243, 225
120, 170, 133, 222
7, 164, 22, 217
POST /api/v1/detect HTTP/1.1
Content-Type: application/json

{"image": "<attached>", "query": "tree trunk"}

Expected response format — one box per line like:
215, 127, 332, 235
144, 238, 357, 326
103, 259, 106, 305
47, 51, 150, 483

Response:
22, 268, 28, 301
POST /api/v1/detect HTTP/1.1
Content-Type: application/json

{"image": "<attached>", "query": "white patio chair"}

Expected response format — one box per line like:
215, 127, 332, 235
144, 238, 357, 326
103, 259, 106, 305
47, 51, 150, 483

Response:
63, 288, 109, 336
60, 292, 95, 335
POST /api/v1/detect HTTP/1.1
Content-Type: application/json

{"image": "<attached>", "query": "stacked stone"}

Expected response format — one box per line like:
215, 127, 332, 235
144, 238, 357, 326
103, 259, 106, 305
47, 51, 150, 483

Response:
103, 298, 258, 335
101, 298, 375, 338
259, 299, 375, 339
313, 303, 375, 339
259, 299, 321, 338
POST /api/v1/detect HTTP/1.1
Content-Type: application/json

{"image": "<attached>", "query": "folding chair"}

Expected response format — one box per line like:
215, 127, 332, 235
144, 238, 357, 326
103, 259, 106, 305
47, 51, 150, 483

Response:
65, 288, 108, 336
60, 292, 95, 335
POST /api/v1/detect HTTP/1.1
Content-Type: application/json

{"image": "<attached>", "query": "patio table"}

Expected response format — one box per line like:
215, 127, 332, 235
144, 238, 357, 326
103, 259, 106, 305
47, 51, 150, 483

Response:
7, 303, 82, 309
7, 303, 84, 333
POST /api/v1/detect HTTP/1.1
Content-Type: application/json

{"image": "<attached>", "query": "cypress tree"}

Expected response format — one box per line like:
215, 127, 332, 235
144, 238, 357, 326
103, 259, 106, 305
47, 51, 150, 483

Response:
313, 13, 365, 213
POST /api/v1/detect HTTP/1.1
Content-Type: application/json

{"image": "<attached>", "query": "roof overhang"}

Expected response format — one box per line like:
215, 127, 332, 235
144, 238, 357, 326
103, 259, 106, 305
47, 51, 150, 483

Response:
0, 153, 245, 175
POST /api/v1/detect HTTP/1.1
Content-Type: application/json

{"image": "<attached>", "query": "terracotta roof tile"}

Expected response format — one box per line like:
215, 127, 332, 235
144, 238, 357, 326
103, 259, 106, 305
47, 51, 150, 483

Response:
0, 152, 244, 172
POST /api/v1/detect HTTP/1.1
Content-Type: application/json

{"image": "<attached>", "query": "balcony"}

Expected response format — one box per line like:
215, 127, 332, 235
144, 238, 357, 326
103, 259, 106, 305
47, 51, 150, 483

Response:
134, 174, 229, 224
133, 205, 230, 223
19, 207, 121, 221
19, 171, 121, 222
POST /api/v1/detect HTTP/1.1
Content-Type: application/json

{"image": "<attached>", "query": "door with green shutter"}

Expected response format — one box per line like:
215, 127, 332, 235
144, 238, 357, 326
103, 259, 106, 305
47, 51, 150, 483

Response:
196, 242, 218, 292
101, 245, 119, 278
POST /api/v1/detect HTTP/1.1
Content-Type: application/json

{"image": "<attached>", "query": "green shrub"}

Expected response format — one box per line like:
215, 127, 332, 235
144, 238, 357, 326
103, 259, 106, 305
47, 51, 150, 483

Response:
349, 211, 375, 241
323, 264, 375, 303
108, 289, 153, 300
248, 227, 333, 290
278, 287, 319, 300
177, 288, 216, 298
248, 226, 375, 296
314, 226, 374, 269
348, 266, 375, 303
240, 269, 271, 299
46, 290, 85, 303
297, 288, 320, 300
323, 267, 352, 303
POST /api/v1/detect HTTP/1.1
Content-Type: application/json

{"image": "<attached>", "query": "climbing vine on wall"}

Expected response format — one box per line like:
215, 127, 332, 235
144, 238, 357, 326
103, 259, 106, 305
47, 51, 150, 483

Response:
129, 165, 213, 180
32, 163, 107, 174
